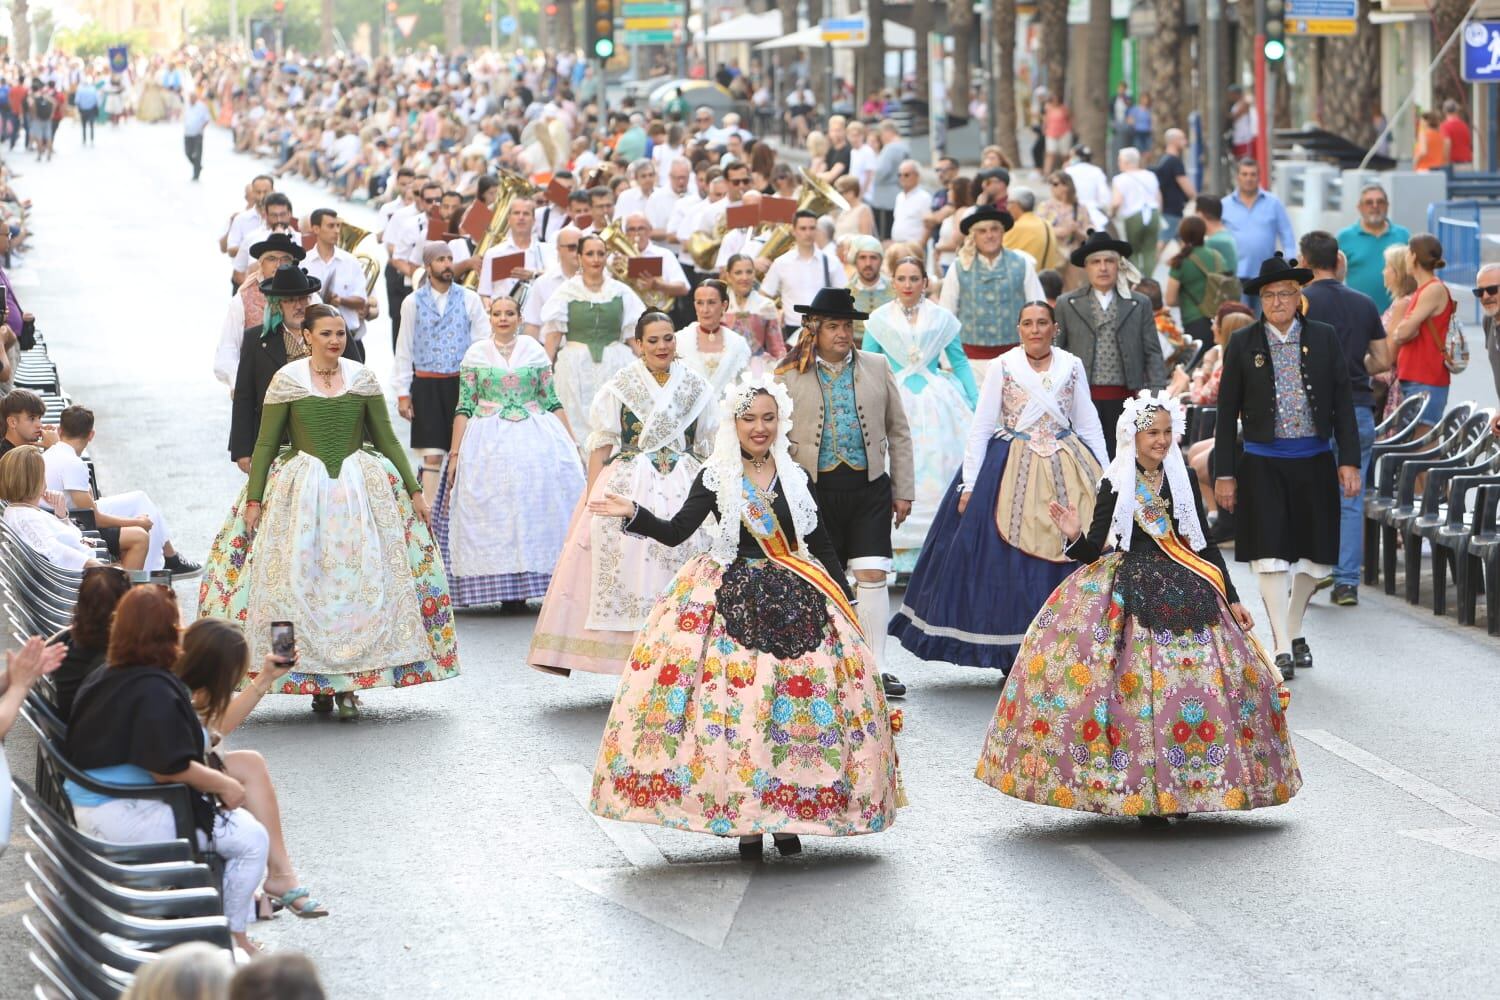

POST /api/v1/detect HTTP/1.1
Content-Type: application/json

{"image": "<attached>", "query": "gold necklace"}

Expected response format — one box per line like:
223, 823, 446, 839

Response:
311, 361, 340, 389
745, 452, 769, 472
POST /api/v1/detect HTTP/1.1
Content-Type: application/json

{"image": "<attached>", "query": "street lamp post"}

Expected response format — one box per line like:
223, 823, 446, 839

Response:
1204, 0, 1223, 193
491, 0, 499, 49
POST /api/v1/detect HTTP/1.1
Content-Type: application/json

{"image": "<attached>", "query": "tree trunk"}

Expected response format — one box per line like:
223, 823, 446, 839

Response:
855, 0, 887, 104
1316, 0, 1379, 144
778, 0, 799, 74
1150, 0, 1184, 152
949, 0, 973, 123
444, 0, 463, 51
557, 0, 576, 54
806, 0, 826, 100
995, 0, 1018, 160
913, 0, 933, 109
1074, 0, 1111, 156
1431, 0, 1469, 111
13, 0, 30, 62
1039, 0, 1068, 98
321, 0, 335, 55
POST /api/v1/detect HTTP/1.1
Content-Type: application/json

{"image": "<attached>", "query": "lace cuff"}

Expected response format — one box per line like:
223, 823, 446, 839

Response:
583, 429, 621, 453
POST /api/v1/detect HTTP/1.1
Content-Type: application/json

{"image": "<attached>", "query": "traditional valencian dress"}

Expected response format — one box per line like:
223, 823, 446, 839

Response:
724, 287, 784, 364
539, 274, 645, 450
861, 299, 978, 573
890, 346, 1106, 672
975, 398, 1300, 817
199, 359, 459, 694
528, 359, 712, 676
589, 375, 901, 838
431, 336, 585, 606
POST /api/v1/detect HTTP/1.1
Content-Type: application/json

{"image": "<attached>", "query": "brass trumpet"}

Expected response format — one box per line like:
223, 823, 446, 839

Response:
463, 170, 540, 290
600, 220, 676, 313
757, 167, 851, 263
338, 222, 381, 296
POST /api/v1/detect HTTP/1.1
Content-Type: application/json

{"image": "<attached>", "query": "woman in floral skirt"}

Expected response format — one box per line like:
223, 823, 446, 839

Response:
974, 391, 1299, 824
586, 372, 901, 858
432, 296, 585, 610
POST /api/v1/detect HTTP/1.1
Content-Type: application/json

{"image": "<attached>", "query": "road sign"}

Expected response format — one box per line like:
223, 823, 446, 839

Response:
1464, 21, 1500, 83
499, 14, 517, 34
1289, 18, 1356, 35
394, 13, 419, 37
625, 17, 675, 29
820, 15, 868, 45
1286, 0, 1356, 16
624, 28, 675, 44
622, 1, 684, 14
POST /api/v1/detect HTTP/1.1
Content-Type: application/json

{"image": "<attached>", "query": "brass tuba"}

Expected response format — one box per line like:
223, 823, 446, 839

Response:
757, 167, 851, 263
462, 169, 540, 290
338, 221, 381, 296
600, 220, 675, 313
686, 217, 728, 272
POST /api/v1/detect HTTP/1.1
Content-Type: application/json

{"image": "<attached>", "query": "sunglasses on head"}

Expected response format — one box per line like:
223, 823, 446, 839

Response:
1475, 284, 1500, 297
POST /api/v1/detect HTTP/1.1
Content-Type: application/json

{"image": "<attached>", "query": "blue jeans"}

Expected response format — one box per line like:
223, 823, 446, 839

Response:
1335, 405, 1377, 587
1399, 380, 1450, 425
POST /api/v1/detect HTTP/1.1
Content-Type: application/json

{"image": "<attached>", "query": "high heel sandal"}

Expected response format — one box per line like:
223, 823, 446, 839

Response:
738, 835, 763, 860
772, 833, 802, 856
311, 694, 333, 714
335, 692, 359, 721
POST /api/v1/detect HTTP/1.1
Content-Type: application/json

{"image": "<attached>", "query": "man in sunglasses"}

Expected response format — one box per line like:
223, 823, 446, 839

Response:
1474, 264, 1500, 437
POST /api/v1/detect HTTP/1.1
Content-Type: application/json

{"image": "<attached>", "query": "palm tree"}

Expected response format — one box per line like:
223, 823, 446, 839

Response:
1149, 0, 1184, 152
556, 0, 576, 54
1316, 0, 1378, 145
912, 0, 933, 105
948, 0, 974, 123
1431, 0, 1469, 108
856, 0, 887, 105
444, 0, 463, 51
1038, 0, 1068, 97
1074, 0, 1111, 155
995, 0, 1018, 161
12, 0, 30, 62
321, 0, 335, 55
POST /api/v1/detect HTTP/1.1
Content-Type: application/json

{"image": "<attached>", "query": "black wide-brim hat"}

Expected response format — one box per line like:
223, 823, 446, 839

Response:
259, 263, 322, 298
794, 287, 869, 321
1242, 252, 1314, 295
1069, 228, 1134, 268
249, 231, 307, 262
960, 206, 1015, 235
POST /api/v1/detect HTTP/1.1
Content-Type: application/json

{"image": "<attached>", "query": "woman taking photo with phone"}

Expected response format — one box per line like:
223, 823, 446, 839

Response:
198, 304, 459, 721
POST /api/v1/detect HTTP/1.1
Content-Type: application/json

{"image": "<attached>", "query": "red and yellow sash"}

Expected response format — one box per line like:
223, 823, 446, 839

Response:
747, 517, 864, 638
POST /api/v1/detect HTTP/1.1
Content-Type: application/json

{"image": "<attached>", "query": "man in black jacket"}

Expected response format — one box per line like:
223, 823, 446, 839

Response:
1213, 253, 1361, 678
229, 265, 321, 470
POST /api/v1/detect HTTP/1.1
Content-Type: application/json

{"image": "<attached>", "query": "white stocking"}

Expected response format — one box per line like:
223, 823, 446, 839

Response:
1257, 570, 1291, 657
1287, 571, 1319, 643
856, 582, 890, 672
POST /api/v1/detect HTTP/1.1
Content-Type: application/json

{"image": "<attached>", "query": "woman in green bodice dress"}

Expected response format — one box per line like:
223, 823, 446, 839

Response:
432, 295, 586, 609
539, 233, 645, 451
199, 305, 459, 720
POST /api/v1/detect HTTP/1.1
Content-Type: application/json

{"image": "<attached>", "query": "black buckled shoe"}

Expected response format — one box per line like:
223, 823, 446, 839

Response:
1292, 638, 1312, 671
738, 836, 763, 861
881, 673, 906, 698
1137, 815, 1171, 829
1276, 652, 1295, 681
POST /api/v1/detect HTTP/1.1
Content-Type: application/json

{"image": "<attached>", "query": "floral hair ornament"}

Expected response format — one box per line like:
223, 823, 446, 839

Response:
1100, 390, 1206, 552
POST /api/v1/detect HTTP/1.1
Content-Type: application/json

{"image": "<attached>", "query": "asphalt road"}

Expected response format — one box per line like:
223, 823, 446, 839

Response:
3, 121, 1500, 999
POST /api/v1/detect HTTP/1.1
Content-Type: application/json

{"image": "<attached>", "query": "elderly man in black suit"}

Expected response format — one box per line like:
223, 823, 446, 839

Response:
229, 264, 322, 472
1213, 253, 1361, 679
1054, 230, 1167, 453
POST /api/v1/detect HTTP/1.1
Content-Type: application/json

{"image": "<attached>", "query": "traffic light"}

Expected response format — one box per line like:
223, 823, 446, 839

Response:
586, 0, 616, 60
272, 0, 284, 11
544, 3, 558, 15
1264, 0, 1286, 61
386, 1, 398, 12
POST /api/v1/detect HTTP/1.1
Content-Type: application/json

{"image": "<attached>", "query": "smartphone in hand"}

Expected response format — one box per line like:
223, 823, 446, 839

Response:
270, 621, 296, 663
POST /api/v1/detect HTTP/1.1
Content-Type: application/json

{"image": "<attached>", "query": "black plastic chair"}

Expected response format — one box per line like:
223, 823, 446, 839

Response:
27, 926, 104, 1000
24, 911, 132, 999
1393, 413, 1500, 603
1459, 485, 1500, 634
1426, 473, 1500, 620
1364, 404, 1476, 589
27, 846, 222, 921
24, 817, 214, 892
12, 778, 194, 867
25, 853, 233, 951
1373, 392, 1430, 446
27, 881, 152, 975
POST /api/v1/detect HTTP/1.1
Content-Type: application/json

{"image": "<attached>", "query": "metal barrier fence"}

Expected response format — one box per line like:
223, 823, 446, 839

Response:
1429, 199, 1483, 323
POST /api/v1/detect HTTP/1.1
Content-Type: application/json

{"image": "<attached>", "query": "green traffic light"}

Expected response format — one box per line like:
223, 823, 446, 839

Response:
1264, 38, 1286, 61
595, 38, 614, 58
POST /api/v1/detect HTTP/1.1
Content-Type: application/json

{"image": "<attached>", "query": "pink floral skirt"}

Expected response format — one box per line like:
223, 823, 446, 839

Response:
975, 553, 1301, 816
589, 555, 902, 837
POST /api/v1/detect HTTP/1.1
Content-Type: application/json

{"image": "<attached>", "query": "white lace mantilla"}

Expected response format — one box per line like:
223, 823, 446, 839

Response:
1101, 389, 1206, 551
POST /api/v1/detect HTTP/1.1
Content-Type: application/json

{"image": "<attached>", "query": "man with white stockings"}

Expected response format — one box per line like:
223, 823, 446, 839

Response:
777, 288, 915, 698
1213, 254, 1360, 679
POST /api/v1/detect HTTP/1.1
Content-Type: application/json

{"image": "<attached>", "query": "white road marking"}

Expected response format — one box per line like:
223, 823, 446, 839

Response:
1296, 729, 1500, 829
1066, 845, 1195, 928
550, 763, 754, 949
551, 763, 667, 867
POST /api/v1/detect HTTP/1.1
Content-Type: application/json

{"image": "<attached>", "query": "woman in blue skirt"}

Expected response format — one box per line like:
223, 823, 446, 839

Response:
890, 301, 1108, 672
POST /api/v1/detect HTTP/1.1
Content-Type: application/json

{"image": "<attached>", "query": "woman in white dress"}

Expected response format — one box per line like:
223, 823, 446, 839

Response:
861, 257, 978, 573
434, 296, 586, 609
539, 233, 645, 450
528, 313, 715, 677
675, 280, 752, 442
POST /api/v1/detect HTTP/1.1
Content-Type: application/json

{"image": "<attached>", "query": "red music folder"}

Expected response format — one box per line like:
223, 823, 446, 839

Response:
426, 213, 447, 241
726, 204, 759, 230
545, 177, 571, 208
627, 256, 663, 279
489, 252, 526, 282
759, 197, 797, 224
459, 200, 490, 243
